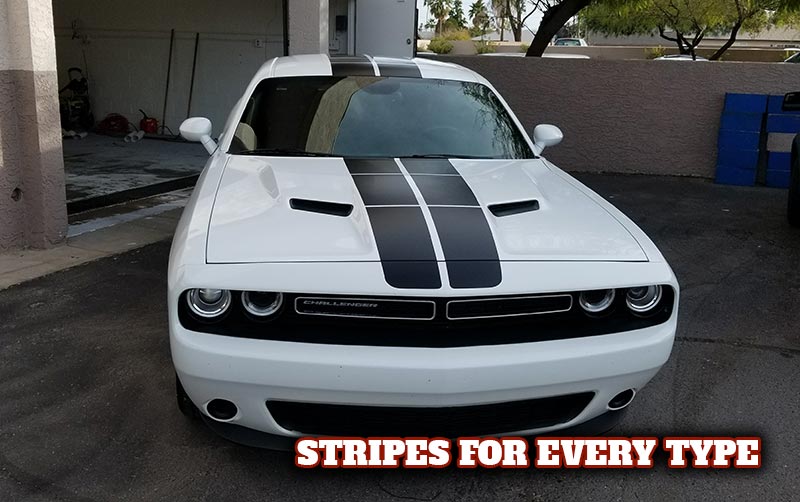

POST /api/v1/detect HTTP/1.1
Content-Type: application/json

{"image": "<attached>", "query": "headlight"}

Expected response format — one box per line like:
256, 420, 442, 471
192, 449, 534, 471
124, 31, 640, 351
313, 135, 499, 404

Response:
187, 288, 231, 319
242, 291, 283, 317
626, 285, 663, 315
578, 289, 616, 314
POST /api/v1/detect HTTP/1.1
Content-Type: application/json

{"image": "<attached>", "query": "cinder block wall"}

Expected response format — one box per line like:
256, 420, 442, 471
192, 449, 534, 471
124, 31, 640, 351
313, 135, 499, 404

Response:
437, 56, 800, 177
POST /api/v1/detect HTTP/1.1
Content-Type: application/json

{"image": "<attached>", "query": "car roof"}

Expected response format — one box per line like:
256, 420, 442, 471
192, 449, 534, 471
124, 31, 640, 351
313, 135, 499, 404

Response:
251, 54, 486, 84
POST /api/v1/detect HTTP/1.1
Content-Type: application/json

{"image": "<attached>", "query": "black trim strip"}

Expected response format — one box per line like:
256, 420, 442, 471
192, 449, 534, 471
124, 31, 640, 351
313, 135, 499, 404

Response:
289, 198, 353, 217
330, 56, 376, 76
430, 206, 502, 289
489, 199, 540, 217
376, 60, 422, 78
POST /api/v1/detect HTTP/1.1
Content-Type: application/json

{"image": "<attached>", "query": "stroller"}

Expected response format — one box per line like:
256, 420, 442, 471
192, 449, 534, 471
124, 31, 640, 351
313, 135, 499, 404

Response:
59, 67, 94, 132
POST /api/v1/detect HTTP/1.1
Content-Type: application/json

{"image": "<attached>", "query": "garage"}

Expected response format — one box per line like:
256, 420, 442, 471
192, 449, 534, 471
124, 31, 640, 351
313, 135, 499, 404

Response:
53, 0, 284, 213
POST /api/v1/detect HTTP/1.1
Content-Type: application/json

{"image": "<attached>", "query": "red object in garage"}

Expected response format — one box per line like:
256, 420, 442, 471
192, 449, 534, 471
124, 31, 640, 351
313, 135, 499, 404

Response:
139, 109, 159, 134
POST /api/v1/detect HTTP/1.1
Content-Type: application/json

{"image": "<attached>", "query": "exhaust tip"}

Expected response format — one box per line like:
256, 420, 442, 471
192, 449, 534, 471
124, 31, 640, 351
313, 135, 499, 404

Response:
206, 399, 238, 421
607, 389, 636, 411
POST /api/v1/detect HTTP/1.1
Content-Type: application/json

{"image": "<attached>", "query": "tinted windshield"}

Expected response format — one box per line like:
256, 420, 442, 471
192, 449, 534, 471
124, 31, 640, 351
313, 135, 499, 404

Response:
230, 76, 533, 159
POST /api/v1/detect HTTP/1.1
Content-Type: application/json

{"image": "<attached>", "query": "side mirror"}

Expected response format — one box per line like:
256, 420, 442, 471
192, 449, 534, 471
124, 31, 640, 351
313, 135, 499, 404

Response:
783, 92, 800, 112
532, 124, 563, 156
180, 117, 217, 155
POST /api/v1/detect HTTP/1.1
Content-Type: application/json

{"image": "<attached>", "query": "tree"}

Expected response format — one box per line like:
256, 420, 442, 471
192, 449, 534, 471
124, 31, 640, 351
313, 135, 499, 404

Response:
582, 0, 796, 60
505, 1, 535, 41
525, 0, 596, 56
470, 0, 493, 36
425, 0, 453, 36
449, 1, 469, 29
492, 0, 510, 41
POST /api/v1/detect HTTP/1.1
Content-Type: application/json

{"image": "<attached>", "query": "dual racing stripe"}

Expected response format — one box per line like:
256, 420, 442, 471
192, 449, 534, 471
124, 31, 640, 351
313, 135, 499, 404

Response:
345, 158, 441, 289
346, 158, 501, 290
330, 56, 422, 78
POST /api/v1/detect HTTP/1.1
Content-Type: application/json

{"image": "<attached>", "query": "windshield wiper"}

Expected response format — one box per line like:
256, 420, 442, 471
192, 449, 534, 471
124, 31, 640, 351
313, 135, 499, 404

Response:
235, 148, 335, 157
405, 154, 493, 159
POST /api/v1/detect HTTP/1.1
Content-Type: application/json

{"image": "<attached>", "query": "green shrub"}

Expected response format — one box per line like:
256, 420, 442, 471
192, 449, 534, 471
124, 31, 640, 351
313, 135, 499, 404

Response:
475, 41, 496, 54
645, 46, 666, 59
520, 43, 530, 53
443, 29, 472, 41
428, 37, 454, 54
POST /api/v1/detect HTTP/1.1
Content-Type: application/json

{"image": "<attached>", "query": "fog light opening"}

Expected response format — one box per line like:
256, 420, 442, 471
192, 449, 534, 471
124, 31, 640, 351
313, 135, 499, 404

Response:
206, 399, 239, 422
607, 389, 636, 411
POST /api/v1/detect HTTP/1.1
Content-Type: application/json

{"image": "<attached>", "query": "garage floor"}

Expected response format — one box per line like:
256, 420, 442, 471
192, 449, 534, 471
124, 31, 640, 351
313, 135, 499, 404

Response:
63, 134, 207, 203
1, 174, 799, 500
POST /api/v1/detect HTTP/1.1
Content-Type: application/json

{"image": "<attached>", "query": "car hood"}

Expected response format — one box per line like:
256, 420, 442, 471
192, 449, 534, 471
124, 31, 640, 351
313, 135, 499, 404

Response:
206, 156, 647, 264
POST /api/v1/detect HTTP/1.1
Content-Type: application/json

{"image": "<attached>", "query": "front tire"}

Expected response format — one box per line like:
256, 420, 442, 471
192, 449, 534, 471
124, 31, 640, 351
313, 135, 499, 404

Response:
789, 139, 800, 227
176, 374, 200, 419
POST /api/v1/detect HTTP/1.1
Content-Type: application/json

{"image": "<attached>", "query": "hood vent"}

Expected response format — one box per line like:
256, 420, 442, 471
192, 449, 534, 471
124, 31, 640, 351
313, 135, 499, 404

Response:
489, 199, 540, 217
290, 198, 353, 217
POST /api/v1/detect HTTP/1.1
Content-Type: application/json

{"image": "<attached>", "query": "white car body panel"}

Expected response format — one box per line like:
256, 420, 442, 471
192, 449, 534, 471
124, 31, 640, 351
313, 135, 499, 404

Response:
169, 54, 680, 441
206, 157, 646, 264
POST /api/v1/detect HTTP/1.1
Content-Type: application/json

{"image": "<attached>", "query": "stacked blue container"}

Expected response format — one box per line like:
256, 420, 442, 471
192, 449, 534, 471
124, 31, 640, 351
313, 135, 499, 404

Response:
765, 94, 799, 189
715, 93, 767, 186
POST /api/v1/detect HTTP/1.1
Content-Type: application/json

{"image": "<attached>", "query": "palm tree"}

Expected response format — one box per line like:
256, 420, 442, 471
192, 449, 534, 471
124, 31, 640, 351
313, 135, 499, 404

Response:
425, 0, 453, 36
469, 0, 491, 36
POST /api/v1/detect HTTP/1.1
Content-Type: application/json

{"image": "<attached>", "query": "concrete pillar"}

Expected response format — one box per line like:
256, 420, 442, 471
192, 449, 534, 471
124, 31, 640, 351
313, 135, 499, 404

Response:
287, 0, 329, 55
0, 0, 66, 250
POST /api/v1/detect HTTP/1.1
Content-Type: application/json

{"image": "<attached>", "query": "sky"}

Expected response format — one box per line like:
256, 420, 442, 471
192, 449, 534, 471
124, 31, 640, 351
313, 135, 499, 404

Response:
415, 0, 544, 33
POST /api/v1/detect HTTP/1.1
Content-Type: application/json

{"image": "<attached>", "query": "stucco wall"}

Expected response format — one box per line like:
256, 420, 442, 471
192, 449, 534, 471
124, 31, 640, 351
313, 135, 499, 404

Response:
52, 0, 284, 134
1, 0, 67, 250
438, 56, 800, 177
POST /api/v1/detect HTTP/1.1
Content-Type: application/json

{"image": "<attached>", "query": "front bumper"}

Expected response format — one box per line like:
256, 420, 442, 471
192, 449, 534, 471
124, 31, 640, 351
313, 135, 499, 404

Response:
171, 314, 676, 439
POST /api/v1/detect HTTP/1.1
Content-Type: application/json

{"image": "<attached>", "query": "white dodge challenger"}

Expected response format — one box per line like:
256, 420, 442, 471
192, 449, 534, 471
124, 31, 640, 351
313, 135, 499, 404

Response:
169, 54, 679, 447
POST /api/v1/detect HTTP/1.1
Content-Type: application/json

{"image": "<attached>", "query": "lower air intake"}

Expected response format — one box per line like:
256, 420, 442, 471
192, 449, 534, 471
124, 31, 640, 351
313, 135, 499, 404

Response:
267, 393, 594, 437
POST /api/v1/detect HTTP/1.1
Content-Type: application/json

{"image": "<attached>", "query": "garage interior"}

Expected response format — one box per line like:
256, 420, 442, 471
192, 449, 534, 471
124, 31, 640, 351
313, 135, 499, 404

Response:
53, 0, 286, 211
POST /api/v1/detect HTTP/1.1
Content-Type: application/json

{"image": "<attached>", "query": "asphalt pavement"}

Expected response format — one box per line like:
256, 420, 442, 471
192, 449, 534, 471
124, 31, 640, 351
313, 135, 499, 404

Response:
1, 174, 799, 501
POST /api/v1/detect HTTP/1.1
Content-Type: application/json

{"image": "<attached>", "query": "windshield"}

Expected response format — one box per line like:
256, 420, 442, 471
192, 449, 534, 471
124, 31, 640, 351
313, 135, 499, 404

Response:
230, 76, 533, 159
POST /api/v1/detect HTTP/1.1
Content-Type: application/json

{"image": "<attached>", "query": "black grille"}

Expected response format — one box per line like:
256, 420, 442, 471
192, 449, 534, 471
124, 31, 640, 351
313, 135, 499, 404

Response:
447, 294, 572, 320
267, 393, 594, 437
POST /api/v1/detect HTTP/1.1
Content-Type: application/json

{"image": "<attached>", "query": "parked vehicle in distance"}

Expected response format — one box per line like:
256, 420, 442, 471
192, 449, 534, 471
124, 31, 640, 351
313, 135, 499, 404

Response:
172, 54, 679, 447
783, 51, 800, 63
654, 54, 709, 61
554, 38, 588, 47
782, 92, 800, 226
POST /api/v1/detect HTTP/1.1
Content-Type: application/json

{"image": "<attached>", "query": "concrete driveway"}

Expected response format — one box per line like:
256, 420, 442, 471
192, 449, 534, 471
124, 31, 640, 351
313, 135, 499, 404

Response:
1, 174, 799, 501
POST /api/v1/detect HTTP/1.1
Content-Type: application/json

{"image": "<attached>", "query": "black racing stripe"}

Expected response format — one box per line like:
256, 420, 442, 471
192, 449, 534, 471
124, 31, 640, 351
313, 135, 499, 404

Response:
381, 262, 442, 289
345, 158, 401, 174
412, 175, 479, 206
351, 175, 417, 206
400, 158, 459, 175
429, 207, 502, 289
366, 207, 437, 261
376, 60, 422, 78
330, 56, 376, 76
366, 207, 441, 289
